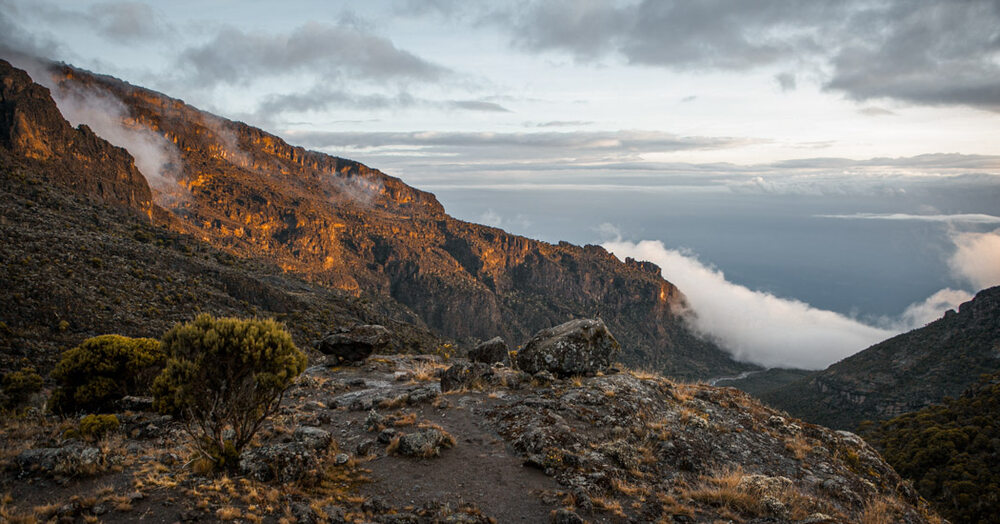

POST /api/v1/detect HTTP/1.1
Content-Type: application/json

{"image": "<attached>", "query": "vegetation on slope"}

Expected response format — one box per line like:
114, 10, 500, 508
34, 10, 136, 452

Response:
863, 372, 1000, 524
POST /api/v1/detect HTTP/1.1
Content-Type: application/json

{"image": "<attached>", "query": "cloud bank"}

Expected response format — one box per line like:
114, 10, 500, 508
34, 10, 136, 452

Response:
603, 238, 979, 369
948, 229, 1000, 291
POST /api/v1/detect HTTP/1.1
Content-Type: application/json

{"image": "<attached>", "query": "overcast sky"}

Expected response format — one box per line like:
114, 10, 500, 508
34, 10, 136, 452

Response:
3, 0, 999, 368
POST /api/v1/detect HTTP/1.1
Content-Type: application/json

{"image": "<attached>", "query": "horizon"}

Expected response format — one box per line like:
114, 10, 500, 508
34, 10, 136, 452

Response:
2, 0, 999, 369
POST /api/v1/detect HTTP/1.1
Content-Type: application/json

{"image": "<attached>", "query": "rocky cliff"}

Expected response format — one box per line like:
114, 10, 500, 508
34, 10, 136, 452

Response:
762, 286, 1000, 430
4, 59, 749, 379
0, 60, 152, 215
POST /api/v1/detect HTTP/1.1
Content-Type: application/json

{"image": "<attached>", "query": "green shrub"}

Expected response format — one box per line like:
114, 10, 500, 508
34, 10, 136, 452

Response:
78, 414, 120, 440
50, 335, 165, 414
1, 366, 44, 411
152, 314, 307, 470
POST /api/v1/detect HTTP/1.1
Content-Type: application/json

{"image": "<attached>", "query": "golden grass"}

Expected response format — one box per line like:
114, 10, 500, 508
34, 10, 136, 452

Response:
785, 435, 813, 460
406, 360, 448, 382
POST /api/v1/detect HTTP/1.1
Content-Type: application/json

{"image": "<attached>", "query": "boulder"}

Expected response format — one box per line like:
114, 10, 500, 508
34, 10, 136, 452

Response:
293, 426, 332, 450
469, 336, 510, 364
440, 361, 493, 392
316, 325, 391, 364
515, 319, 620, 377
391, 428, 455, 458
239, 442, 319, 482
14, 445, 102, 478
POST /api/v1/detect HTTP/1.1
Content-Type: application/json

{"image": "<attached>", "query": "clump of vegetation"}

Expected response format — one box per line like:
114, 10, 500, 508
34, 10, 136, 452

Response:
50, 335, 165, 414
152, 314, 307, 471
78, 413, 120, 440
865, 372, 1000, 524
1, 365, 44, 411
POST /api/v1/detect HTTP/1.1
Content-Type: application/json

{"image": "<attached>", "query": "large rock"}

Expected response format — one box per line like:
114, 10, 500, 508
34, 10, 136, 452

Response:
469, 336, 510, 364
316, 325, 391, 364
440, 361, 493, 392
239, 442, 319, 483
516, 319, 620, 377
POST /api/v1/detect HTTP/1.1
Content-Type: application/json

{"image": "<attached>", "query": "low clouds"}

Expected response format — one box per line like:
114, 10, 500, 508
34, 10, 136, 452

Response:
176, 22, 447, 88
948, 229, 1000, 291
492, 0, 1000, 111
49, 80, 185, 201
288, 129, 757, 165
817, 213, 1000, 224
603, 239, 976, 369
604, 239, 898, 369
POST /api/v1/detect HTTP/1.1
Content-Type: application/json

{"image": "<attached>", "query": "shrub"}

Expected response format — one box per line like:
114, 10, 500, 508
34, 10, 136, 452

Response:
1, 366, 44, 411
78, 414, 120, 440
152, 314, 307, 470
50, 335, 165, 414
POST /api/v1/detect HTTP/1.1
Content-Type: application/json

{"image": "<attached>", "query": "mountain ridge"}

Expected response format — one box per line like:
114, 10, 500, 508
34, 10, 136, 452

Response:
761, 285, 1000, 430
5, 58, 751, 379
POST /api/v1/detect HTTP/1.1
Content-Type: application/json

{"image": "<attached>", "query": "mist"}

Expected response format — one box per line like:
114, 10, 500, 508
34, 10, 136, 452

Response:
948, 228, 1000, 291
50, 84, 184, 199
603, 238, 977, 370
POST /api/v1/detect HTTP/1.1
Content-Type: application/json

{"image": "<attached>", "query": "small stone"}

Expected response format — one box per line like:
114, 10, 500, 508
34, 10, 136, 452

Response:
469, 336, 510, 364
334, 453, 350, 465
551, 508, 584, 524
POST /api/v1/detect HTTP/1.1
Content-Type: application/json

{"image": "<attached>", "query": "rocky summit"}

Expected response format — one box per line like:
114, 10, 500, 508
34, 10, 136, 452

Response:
2, 350, 939, 523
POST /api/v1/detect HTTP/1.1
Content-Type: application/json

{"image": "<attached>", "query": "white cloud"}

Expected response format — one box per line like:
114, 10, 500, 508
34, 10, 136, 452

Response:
818, 212, 1000, 224
603, 239, 972, 369
896, 288, 973, 328
948, 228, 1000, 291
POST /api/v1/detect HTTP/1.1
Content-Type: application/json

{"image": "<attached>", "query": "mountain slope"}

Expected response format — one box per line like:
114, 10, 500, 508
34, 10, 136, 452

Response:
864, 371, 1000, 524
9, 59, 750, 379
762, 286, 1000, 429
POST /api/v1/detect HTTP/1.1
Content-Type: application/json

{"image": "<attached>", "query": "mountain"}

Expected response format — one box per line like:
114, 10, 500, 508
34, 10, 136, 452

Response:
761, 286, 1000, 430
0, 58, 751, 380
0, 60, 445, 375
864, 371, 1000, 524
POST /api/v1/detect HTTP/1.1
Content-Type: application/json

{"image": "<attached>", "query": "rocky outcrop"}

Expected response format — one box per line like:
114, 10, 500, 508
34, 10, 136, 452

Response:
2, 60, 753, 381
763, 285, 1000, 430
516, 319, 620, 377
469, 336, 509, 364
316, 325, 391, 364
0, 60, 153, 215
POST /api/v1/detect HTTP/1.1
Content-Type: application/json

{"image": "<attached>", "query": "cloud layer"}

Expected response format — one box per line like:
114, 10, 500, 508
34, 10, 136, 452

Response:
603, 239, 977, 369
494, 0, 1000, 111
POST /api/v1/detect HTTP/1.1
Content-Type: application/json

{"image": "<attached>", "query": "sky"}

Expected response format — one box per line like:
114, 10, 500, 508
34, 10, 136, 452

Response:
2, 0, 999, 369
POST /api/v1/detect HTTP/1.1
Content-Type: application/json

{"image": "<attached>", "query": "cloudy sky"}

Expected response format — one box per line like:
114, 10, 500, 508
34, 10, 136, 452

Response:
3, 0, 999, 368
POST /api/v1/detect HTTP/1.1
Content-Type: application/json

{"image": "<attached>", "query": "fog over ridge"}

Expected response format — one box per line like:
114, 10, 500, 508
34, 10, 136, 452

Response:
603, 230, 998, 369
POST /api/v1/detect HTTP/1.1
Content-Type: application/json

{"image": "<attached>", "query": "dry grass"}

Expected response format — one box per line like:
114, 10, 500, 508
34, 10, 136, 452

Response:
406, 360, 448, 382
378, 394, 409, 409
391, 412, 418, 427
591, 495, 628, 518
785, 435, 813, 460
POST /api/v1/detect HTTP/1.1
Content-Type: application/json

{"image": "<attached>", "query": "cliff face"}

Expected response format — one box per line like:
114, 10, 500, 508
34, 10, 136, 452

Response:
0, 60, 152, 215
763, 286, 1000, 430
18, 61, 749, 379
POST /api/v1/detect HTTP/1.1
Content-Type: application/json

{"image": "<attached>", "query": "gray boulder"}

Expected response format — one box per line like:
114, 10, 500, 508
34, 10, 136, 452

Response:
15, 445, 102, 478
239, 442, 319, 482
391, 428, 455, 458
293, 426, 332, 450
316, 324, 391, 364
440, 361, 493, 392
469, 336, 510, 364
515, 318, 620, 377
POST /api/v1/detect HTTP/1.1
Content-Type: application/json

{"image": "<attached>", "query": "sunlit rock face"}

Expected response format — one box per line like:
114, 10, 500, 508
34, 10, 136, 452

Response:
2, 59, 753, 379
0, 60, 153, 216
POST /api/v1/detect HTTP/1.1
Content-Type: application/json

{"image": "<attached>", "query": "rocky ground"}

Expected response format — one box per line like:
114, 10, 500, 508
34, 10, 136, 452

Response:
1, 352, 941, 523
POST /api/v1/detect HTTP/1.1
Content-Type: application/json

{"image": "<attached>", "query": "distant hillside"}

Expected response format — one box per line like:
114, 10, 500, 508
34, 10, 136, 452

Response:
864, 371, 1000, 524
1, 58, 751, 380
762, 286, 1000, 430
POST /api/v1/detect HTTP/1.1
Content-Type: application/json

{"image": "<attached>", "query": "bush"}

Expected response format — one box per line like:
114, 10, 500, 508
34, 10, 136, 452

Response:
78, 414, 120, 440
152, 314, 307, 470
1, 366, 44, 411
50, 335, 165, 414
